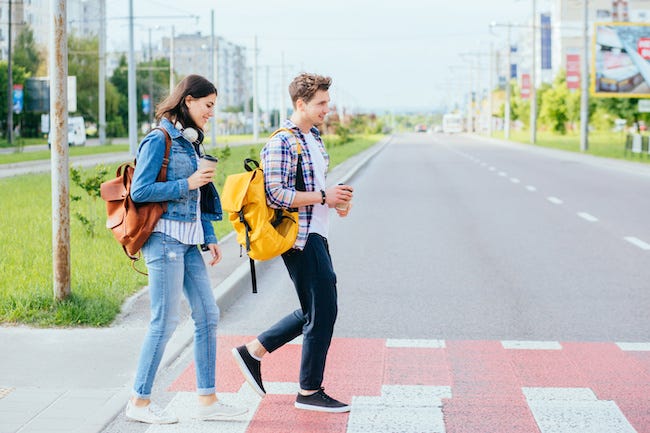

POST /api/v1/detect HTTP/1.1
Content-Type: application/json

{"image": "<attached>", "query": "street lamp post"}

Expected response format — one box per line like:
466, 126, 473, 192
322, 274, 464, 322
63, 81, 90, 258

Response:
580, 0, 589, 152
530, 0, 537, 145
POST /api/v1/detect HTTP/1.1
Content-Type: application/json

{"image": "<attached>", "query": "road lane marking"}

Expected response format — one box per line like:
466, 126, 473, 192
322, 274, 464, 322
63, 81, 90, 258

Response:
498, 171, 508, 177
501, 341, 562, 350
624, 236, 650, 250
526, 185, 537, 192
348, 386, 451, 433
523, 387, 637, 433
386, 339, 446, 348
510, 178, 520, 183
616, 342, 650, 351
577, 212, 599, 222
547, 196, 563, 204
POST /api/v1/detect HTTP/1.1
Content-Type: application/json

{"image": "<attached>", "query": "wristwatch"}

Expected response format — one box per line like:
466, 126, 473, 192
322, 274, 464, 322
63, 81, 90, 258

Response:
320, 189, 326, 205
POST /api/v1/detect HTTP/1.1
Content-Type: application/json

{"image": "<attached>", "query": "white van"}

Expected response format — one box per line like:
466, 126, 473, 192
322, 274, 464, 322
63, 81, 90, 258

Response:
45, 115, 87, 147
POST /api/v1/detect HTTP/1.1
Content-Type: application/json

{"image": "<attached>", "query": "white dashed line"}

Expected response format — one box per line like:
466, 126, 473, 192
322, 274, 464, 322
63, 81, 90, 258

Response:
510, 178, 520, 183
489, 167, 496, 171
547, 196, 563, 205
624, 236, 650, 250
577, 212, 598, 222
526, 185, 537, 192
498, 171, 508, 177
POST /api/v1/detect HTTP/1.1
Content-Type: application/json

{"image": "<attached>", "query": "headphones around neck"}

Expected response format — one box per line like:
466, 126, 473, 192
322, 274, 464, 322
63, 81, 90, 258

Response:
175, 121, 203, 145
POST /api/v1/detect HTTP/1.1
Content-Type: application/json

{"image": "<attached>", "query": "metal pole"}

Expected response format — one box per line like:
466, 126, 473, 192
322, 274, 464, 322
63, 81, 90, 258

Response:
169, 25, 175, 94
488, 41, 494, 137
98, 0, 106, 144
50, 0, 70, 300
7, 0, 12, 145
280, 51, 287, 121
505, 25, 511, 140
252, 36, 259, 140
210, 9, 217, 147
530, 0, 537, 145
580, 0, 589, 152
148, 28, 153, 128
127, 0, 137, 156
266, 65, 270, 130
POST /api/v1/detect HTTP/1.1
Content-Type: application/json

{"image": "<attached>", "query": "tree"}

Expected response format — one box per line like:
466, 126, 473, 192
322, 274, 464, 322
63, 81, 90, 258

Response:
0, 61, 28, 136
13, 25, 41, 76
68, 33, 99, 124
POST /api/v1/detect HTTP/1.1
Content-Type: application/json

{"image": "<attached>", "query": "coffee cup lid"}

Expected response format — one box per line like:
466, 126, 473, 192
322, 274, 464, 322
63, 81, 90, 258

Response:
202, 154, 218, 162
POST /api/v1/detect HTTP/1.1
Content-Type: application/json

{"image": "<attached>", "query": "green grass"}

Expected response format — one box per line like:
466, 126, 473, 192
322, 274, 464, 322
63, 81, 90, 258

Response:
490, 129, 649, 163
0, 134, 382, 327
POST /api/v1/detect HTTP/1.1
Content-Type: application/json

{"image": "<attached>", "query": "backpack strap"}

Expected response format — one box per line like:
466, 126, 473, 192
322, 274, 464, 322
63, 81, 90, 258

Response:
269, 127, 306, 193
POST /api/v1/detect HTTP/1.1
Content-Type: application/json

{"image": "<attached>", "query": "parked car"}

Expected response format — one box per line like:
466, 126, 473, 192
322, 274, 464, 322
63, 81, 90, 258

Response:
47, 115, 87, 147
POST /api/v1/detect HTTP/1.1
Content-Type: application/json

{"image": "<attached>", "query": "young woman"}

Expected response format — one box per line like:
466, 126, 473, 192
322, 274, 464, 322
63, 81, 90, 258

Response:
126, 75, 247, 424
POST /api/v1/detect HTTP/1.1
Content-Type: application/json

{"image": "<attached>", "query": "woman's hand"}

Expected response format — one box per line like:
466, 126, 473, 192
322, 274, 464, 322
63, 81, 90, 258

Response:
206, 243, 222, 266
187, 168, 215, 190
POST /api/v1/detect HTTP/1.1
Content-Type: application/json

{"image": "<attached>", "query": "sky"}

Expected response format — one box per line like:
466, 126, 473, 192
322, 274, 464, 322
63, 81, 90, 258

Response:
106, 0, 547, 113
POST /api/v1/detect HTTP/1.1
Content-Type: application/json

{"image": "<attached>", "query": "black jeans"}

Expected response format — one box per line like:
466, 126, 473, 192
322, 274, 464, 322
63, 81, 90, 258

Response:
257, 233, 338, 390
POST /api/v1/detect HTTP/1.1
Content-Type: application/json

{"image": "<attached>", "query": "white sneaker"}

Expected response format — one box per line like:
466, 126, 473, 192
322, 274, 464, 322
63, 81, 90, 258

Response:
197, 400, 248, 421
125, 400, 179, 424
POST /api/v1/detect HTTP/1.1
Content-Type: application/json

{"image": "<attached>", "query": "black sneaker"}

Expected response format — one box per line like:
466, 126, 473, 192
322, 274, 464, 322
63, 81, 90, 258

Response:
231, 346, 266, 397
294, 388, 350, 413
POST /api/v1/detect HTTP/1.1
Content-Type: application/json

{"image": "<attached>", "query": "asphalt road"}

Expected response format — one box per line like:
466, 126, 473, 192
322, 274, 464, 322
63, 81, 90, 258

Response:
219, 132, 650, 343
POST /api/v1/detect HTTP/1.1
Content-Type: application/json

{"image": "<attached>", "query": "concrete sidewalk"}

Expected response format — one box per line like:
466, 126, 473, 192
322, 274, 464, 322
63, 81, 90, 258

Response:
0, 136, 391, 433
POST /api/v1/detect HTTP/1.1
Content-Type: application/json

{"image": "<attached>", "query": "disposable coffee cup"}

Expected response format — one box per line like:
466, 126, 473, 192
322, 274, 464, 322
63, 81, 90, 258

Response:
336, 183, 352, 210
199, 154, 218, 171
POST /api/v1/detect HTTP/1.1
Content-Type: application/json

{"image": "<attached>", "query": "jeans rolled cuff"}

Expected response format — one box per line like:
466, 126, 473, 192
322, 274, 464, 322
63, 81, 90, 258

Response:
196, 387, 216, 396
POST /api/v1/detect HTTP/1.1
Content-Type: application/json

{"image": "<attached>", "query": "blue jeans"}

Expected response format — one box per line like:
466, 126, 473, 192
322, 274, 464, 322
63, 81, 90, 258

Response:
132, 232, 220, 398
258, 233, 338, 390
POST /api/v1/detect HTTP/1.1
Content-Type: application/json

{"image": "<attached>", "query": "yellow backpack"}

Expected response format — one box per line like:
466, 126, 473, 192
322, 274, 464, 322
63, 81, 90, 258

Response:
221, 128, 303, 292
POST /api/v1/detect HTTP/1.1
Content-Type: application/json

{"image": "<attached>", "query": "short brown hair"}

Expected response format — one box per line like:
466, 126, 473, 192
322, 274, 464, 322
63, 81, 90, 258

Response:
288, 73, 332, 108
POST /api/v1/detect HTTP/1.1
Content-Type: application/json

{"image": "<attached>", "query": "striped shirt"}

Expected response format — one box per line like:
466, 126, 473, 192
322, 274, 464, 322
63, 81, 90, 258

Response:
153, 153, 204, 245
261, 120, 329, 250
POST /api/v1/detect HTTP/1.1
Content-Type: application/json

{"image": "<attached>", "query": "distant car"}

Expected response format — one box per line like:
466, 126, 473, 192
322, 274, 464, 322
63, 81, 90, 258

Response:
47, 116, 87, 148
414, 124, 427, 133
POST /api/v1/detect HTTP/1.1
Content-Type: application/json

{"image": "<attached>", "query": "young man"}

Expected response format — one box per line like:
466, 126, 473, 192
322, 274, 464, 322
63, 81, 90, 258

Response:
232, 73, 354, 412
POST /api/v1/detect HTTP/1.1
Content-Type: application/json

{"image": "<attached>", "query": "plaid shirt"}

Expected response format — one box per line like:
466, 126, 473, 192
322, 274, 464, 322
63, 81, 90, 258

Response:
261, 119, 329, 250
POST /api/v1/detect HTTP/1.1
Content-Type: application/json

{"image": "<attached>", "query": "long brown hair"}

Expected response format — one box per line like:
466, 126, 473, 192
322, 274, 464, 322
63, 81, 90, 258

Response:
155, 74, 217, 130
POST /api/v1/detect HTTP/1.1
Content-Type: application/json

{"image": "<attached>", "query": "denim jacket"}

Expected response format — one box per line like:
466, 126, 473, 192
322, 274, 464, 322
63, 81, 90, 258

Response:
130, 118, 223, 245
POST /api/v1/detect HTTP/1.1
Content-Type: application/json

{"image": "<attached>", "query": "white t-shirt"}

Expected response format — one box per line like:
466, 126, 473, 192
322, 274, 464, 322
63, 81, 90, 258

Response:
304, 131, 329, 238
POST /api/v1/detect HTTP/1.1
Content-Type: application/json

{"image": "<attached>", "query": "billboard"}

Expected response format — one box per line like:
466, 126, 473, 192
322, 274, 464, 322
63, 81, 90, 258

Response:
592, 22, 650, 97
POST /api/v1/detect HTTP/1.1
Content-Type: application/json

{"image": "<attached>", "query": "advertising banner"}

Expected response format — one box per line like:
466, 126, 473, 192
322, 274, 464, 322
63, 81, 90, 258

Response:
567, 54, 581, 90
521, 73, 531, 99
593, 22, 650, 97
541, 14, 552, 71
13, 84, 23, 114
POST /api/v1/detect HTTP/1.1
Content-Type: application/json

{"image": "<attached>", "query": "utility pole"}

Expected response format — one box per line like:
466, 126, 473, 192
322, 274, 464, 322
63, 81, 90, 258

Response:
50, 0, 70, 300
580, 0, 589, 152
148, 28, 153, 128
169, 25, 175, 94
530, 0, 537, 145
280, 51, 287, 122
7, 0, 12, 145
210, 9, 217, 147
252, 35, 259, 141
98, 0, 106, 144
127, 0, 137, 156
505, 25, 512, 140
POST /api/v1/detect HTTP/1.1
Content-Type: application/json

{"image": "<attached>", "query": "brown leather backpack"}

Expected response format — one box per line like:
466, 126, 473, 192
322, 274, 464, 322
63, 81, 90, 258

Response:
100, 127, 172, 274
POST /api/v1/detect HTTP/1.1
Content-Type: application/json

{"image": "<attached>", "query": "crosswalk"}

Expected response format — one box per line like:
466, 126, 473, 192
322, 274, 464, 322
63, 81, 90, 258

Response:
140, 335, 650, 433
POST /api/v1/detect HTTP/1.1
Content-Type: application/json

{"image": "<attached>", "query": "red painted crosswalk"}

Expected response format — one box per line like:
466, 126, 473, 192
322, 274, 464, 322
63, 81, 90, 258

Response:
161, 336, 650, 433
